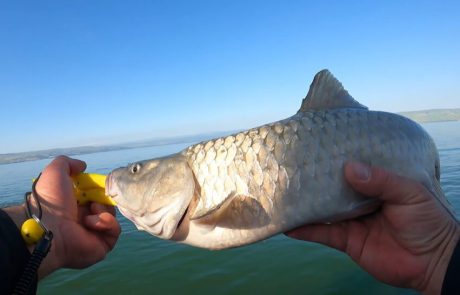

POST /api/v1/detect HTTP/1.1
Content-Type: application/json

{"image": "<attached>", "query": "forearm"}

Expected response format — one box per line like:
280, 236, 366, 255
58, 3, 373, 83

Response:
3, 205, 29, 235
0, 207, 37, 294
3, 205, 59, 280
441, 232, 460, 294
422, 221, 460, 295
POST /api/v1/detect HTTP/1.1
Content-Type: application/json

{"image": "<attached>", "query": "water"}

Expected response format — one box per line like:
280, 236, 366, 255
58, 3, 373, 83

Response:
1, 122, 459, 295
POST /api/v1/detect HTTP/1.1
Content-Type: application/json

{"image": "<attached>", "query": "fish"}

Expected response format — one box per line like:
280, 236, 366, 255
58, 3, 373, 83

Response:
106, 69, 449, 250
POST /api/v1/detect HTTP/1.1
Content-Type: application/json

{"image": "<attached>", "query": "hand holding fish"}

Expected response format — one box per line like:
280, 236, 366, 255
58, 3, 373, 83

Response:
286, 162, 460, 295
36, 156, 121, 278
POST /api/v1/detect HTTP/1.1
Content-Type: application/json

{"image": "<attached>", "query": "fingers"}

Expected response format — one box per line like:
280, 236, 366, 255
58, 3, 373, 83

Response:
344, 162, 429, 205
286, 223, 349, 252
85, 212, 119, 232
90, 202, 117, 217
84, 212, 121, 251
86, 203, 118, 231
78, 202, 116, 223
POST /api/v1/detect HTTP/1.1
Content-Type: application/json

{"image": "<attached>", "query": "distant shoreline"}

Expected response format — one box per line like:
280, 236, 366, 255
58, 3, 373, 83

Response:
422, 119, 459, 123
398, 108, 460, 123
0, 131, 234, 166
1, 108, 459, 165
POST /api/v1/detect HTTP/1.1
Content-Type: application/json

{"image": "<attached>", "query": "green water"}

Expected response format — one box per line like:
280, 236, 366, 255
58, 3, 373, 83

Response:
1, 121, 459, 294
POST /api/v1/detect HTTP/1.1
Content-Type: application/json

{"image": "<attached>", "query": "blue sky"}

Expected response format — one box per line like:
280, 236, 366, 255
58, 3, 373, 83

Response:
0, 1, 459, 153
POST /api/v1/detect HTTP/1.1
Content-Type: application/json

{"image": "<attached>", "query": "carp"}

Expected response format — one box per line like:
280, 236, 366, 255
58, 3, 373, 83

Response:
106, 70, 447, 249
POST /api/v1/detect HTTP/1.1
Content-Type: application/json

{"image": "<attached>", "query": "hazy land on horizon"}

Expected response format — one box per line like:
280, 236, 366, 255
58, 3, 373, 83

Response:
1, 108, 459, 165
398, 108, 460, 123
0, 131, 233, 165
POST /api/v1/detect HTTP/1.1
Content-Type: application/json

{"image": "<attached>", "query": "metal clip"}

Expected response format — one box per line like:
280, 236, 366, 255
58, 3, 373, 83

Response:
23, 173, 53, 252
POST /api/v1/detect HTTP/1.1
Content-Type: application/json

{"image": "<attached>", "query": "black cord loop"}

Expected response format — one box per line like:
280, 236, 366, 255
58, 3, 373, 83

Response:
24, 173, 43, 220
13, 173, 53, 295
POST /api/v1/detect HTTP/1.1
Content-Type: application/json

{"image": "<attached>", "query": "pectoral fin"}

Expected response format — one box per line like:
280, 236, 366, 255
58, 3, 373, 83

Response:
190, 194, 270, 229
190, 193, 236, 220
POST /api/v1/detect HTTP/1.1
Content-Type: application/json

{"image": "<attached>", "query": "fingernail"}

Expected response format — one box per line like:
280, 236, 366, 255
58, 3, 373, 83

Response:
350, 162, 371, 182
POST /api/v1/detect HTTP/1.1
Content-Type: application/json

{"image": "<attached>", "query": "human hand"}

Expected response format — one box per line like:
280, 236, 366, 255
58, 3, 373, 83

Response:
30, 156, 121, 278
286, 162, 460, 295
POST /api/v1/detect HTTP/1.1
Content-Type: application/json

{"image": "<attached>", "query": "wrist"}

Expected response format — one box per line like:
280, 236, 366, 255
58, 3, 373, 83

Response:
3, 204, 28, 228
3, 204, 34, 253
421, 220, 460, 295
3, 204, 61, 279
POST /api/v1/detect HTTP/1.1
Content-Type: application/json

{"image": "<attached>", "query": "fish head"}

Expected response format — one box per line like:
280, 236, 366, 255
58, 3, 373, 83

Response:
106, 154, 195, 239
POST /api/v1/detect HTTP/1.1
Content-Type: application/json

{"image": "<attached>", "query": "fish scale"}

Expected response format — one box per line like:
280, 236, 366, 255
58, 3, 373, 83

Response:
107, 70, 448, 249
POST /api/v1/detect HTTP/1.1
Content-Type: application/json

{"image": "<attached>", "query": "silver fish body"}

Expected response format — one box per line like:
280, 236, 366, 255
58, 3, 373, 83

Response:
107, 70, 446, 249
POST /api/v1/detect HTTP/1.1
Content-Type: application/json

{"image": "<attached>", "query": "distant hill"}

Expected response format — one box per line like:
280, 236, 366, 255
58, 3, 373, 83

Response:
0, 131, 234, 165
0, 146, 124, 165
398, 108, 460, 123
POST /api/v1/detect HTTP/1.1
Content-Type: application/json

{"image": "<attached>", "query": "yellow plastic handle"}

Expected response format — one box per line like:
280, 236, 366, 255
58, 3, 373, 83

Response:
73, 173, 107, 190
33, 173, 115, 206
73, 173, 116, 206
75, 187, 117, 206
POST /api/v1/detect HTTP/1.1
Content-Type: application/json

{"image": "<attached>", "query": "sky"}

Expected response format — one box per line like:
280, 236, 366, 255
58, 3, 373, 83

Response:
0, 0, 459, 154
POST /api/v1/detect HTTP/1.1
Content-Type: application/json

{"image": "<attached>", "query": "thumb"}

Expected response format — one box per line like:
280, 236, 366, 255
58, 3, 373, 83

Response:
344, 162, 429, 205
45, 155, 87, 176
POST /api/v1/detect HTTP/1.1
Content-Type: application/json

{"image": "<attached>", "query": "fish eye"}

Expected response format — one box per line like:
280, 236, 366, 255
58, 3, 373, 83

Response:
130, 163, 142, 174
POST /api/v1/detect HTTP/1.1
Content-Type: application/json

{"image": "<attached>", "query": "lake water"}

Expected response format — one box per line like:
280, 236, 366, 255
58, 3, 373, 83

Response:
1, 121, 459, 295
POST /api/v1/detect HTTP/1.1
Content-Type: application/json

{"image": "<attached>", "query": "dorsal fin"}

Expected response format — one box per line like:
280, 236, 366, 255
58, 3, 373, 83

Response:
298, 69, 367, 112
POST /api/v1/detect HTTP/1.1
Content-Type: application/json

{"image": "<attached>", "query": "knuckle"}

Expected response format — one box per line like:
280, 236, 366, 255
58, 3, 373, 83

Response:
54, 155, 69, 162
370, 166, 393, 191
410, 181, 429, 196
